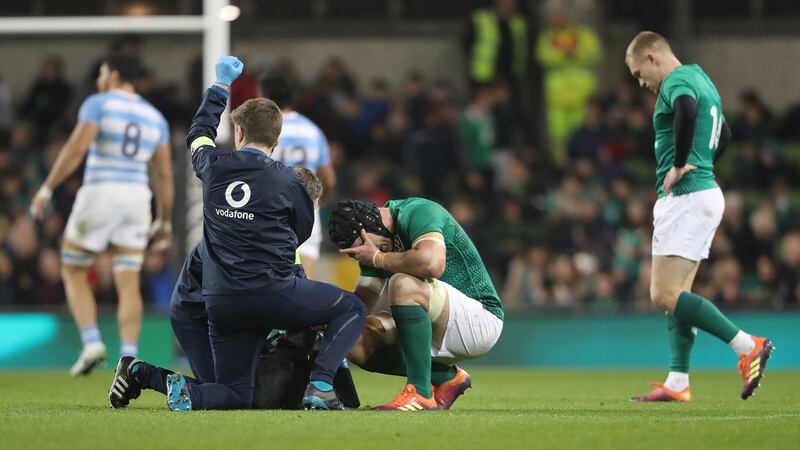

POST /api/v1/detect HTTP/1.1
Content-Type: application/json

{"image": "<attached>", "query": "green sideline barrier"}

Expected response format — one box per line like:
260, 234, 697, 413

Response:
0, 313, 173, 369
468, 312, 799, 369
0, 312, 797, 369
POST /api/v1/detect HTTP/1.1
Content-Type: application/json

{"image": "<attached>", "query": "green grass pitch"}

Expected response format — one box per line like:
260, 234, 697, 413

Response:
1, 368, 798, 450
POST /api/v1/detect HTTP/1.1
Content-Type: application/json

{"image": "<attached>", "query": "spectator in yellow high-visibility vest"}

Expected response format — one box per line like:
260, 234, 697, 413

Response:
536, 5, 601, 161
466, 0, 529, 86
465, 0, 530, 148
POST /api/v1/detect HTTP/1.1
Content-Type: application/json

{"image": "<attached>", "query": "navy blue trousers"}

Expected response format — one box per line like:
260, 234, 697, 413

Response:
135, 301, 212, 395
170, 301, 215, 384
187, 277, 366, 410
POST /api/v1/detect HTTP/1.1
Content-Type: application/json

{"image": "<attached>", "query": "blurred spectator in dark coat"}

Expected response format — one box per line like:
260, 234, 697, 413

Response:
7, 217, 39, 304
403, 101, 460, 204
732, 90, 774, 145
36, 248, 65, 305
567, 98, 609, 162
20, 57, 72, 143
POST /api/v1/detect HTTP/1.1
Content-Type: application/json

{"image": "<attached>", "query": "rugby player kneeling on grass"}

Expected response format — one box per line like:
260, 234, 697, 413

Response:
330, 198, 504, 411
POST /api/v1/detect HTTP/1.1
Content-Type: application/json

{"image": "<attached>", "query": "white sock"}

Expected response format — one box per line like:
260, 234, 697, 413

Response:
80, 326, 102, 346
728, 330, 755, 355
664, 371, 690, 391
121, 342, 138, 358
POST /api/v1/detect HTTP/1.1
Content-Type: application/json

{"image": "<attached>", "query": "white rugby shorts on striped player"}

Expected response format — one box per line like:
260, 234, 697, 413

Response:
65, 183, 152, 252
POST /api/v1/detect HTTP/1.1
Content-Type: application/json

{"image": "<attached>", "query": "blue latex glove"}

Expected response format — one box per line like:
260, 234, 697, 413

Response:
215, 56, 244, 86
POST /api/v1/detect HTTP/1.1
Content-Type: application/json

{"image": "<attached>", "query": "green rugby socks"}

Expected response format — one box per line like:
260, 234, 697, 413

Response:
431, 363, 457, 387
358, 346, 456, 387
391, 305, 433, 398
674, 291, 739, 344
667, 314, 695, 373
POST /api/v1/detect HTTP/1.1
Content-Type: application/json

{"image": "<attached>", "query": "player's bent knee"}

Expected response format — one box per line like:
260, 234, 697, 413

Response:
387, 273, 426, 305
650, 287, 681, 311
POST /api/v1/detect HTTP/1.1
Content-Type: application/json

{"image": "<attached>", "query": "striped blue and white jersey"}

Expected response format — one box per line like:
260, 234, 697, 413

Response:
271, 111, 330, 172
78, 89, 169, 186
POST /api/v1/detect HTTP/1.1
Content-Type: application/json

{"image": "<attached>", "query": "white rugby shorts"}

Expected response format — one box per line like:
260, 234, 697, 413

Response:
431, 280, 503, 364
652, 187, 724, 261
65, 183, 152, 252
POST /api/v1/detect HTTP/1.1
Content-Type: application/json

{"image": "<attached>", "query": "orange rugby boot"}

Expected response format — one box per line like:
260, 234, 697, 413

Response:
738, 336, 775, 400
630, 382, 692, 402
373, 384, 438, 411
432, 366, 472, 410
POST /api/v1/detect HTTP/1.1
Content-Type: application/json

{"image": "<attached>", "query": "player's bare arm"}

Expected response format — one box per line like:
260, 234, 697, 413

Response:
341, 230, 446, 279
148, 142, 175, 251
30, 121, 99, 219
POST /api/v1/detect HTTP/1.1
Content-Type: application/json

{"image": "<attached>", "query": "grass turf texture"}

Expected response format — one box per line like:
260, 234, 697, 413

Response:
1, 369, 798, 450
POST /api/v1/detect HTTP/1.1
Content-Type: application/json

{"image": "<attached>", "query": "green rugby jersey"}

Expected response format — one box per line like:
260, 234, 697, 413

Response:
360, 197, 503, 320
653, 64, 724, 198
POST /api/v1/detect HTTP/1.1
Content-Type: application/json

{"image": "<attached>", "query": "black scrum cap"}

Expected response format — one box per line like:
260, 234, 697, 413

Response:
328, 200, 391, 249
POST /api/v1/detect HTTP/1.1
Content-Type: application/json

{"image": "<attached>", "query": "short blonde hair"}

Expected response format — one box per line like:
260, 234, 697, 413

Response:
292, 166, 323, 203
627, 31, 671, 59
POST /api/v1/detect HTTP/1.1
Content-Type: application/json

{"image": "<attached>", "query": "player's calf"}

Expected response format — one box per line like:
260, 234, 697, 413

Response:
347, 314, 397, 367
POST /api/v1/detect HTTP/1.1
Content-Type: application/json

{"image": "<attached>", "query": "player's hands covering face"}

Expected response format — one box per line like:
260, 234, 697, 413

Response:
339, 229, 381, 267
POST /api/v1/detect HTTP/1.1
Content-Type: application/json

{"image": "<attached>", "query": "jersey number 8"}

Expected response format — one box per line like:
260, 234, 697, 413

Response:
122, 122, 141, 158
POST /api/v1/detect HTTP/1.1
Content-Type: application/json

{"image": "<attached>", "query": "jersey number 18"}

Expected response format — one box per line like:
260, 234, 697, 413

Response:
708, 106, 724, 151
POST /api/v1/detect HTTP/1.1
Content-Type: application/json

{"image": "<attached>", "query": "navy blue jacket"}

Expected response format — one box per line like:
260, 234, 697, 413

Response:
186, 86, 314, 296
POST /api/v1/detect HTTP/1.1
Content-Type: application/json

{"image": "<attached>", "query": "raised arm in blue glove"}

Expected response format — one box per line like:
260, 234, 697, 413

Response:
215, 55, 244, 86
187, 55, 244, 151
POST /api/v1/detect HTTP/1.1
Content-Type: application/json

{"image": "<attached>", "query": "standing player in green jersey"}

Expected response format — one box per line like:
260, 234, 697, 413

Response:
625, 32, 773, 402
329, 198, 504, 411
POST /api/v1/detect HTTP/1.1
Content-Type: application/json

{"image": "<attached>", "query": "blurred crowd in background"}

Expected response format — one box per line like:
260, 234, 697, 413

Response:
2, 1, 800, 314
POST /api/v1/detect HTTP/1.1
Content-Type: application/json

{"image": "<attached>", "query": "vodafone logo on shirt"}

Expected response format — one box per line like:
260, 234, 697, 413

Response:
225, 181, 251, 208
216, 181, 254, 220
